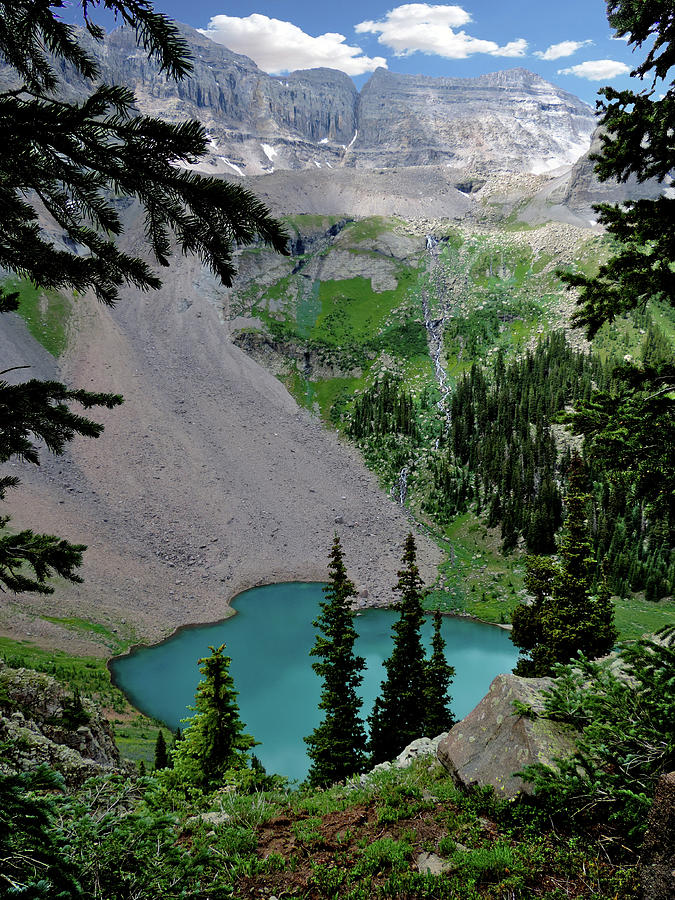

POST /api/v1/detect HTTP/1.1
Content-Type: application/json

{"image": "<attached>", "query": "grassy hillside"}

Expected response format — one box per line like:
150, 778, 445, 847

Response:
229, 216, 675, 635
3, 276, 72, 356
230, 217, 592, 412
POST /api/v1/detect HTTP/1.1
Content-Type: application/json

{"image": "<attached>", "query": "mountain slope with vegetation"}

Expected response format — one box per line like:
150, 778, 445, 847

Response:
228, 213, 675, 635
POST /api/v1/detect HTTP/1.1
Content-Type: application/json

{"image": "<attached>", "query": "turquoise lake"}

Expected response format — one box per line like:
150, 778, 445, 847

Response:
110, 582, 519, 782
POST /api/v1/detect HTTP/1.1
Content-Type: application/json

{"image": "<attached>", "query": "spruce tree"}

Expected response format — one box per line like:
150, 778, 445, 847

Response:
558, 1, 675, 542
511, 554, 558, 677
369, 533, 427, 764
423, 611, 455, 737
0, 1, 287, 594
304, 535, 367, 787
154, 730, 169, 770
0, 768, 83, 898
173, 644, 256, 787
511, 454, 617, 676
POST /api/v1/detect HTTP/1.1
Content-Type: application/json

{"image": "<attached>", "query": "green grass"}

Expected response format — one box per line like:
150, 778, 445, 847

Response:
283, 213, 345, 232
337, 216, 401, 244
114, 717, 166, 766
0, 636, 123, 707
440, 226, 464, 249
39, 615, 137, 654
4, 277, 72, 356
283, 369, 364, 419
612, 595, 675, 641
468, 245, 533, 288
531, 251, 554, 274
424, 513, 525, 622
592, 312, 649, 363
313, 273, 417, 347
434, 234, 557, 368
309, 376, 363, 420
647, 300, 675, 346
566, 235, 610, 278
296, 279, 322, 337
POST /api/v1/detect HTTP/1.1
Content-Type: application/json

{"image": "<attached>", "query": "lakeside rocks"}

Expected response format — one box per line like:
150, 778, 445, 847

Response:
436, 673, 577, 799
359, 674, 578, 802
0, 659, 130, 785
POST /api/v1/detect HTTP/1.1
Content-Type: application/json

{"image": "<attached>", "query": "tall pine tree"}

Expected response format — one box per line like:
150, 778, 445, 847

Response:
423, 611, 455, 737
511, 454, 617, 676
369, 533, 427, 764
558, 1, 675, 546
154, 730, 169, 771
173, 644, 256, 786
304, 535, 367, 787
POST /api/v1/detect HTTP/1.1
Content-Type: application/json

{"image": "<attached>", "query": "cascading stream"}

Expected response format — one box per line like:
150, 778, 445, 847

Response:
394, 236, 454, 503
421, 235, 453, 444
392, 465, 409, 505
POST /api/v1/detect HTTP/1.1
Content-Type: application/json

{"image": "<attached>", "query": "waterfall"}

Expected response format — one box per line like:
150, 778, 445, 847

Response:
392, 465, 409, 506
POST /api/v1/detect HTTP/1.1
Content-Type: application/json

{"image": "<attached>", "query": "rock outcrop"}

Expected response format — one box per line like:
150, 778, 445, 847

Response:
47, 24, 595, 179
0, 659, 126, 785
16, 22, 662, 222
59, 23, 358, 176
436, 673, 577, 799
560, 126, 664, 214
639, 771, 675, 900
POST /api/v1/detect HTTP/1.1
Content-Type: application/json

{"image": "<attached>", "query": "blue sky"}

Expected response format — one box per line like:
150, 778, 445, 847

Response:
61, 2, 647, 105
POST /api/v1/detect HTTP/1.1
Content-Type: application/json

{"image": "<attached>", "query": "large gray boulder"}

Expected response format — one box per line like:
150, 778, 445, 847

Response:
436, 673, 576, 799
639, 771, 675, 900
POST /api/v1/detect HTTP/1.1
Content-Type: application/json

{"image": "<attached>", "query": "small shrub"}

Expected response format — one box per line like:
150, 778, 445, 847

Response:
292, 816, 323, 849
354, 837, 413, 876
217, 826, 257, 855
452, 842, 518, 882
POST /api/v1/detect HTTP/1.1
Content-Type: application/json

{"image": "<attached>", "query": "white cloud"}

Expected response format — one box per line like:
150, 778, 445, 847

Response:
355, 3, 527, 59
200, 13, 386, 76
558, 59, 631, 80
534, 39, 593, 61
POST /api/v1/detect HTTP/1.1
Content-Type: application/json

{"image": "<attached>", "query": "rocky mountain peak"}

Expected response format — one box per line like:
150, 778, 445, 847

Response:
354, 65, 595, 173
41, 23, 597, 180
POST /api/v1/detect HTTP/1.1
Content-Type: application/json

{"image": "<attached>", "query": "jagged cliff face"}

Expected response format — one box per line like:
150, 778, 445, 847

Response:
560, 127, 663, 213
353, 68, 595, 174
66, 24, 358, 176
56, 24, 595, 179
107, 26, 358, 143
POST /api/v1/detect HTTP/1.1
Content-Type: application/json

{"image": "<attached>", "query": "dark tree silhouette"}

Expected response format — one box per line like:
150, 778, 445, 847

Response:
512, 454, 616, 676
423, 611, 455, 737
369, 533, 427, 764
305, 535, 367, 787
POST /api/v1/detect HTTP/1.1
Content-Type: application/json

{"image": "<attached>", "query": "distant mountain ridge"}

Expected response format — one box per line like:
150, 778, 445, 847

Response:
53, 23, 596, 179
354, 67, 594, 174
